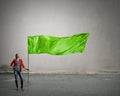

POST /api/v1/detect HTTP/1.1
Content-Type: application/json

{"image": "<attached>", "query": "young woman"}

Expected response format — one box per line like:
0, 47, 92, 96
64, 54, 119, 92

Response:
10, 53, 29, 91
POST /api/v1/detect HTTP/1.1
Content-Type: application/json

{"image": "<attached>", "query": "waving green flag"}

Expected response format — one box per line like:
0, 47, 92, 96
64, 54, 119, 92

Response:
28, 33, 90, 55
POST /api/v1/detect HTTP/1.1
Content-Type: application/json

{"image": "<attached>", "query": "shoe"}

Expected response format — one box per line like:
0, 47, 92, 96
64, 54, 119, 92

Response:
16, 88, 18, 91
21, 88, 24, 91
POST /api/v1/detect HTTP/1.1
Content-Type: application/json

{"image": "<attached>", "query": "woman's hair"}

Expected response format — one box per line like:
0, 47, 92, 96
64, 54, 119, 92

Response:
15, 53, 19, 57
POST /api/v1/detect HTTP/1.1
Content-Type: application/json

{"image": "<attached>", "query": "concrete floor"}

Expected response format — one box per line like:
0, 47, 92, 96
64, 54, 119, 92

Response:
0, 74, 120, 96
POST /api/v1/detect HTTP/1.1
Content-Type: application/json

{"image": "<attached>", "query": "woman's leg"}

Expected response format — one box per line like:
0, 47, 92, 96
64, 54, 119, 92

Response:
18, 71, 23, 89
14, 70, 18, 89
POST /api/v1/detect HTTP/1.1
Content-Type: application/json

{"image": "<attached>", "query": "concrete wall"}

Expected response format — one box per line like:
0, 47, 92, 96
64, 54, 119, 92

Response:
0, 0, 120, 74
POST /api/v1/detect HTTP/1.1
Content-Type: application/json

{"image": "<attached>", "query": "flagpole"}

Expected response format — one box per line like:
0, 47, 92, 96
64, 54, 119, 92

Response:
28, 52, 29, 85
27, 36, 30, 85
27, 36, 30, 94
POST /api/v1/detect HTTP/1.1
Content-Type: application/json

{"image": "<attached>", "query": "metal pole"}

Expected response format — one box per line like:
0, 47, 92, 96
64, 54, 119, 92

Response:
28, 53, 29, 85
26, 36, 30, 95
27, 36, 30, 85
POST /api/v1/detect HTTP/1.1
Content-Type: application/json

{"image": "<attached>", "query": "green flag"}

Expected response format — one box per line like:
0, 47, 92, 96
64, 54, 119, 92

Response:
28, 33, 90, 55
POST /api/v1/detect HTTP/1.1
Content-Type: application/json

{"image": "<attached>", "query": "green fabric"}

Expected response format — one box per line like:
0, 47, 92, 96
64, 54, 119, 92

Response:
28, 33, 90, 55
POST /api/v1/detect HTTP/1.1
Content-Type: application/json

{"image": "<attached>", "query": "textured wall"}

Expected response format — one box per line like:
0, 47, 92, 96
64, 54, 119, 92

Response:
0, 0, 120, 74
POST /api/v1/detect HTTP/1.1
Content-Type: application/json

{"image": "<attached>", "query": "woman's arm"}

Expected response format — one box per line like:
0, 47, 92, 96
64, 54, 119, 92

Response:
10, 59, 14, 67
20, 59, 29, 71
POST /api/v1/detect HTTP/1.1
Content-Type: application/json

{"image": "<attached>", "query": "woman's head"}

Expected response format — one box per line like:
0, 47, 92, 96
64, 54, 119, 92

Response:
15, 53, 20, 58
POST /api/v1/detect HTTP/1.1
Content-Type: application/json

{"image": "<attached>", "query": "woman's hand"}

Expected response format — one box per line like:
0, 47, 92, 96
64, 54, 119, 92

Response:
24, 68, 29, 71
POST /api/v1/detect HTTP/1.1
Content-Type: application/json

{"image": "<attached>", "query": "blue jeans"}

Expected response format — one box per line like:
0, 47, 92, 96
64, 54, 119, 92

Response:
14, 70, 23, 88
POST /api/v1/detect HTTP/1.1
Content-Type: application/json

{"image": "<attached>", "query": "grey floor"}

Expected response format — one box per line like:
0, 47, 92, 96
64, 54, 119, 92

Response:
0, 74, 120, 96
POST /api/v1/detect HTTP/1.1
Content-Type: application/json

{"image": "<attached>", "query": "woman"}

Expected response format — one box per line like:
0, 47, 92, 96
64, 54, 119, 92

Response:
10, 53, 29, 91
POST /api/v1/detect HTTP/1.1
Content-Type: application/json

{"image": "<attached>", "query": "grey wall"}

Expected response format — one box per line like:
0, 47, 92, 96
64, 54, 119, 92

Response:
0, 0, 120, 74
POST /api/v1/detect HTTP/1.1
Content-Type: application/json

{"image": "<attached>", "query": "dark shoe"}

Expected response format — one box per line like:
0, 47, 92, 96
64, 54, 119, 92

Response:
16, 88, 19, 91
21, 88, 24, 91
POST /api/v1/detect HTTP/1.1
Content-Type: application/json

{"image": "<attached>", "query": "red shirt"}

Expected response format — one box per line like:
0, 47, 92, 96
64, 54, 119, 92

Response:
10, 58, 25, 71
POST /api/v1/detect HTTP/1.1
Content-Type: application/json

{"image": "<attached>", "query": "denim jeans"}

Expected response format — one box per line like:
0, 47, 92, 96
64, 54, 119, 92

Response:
14, 70, 23, 88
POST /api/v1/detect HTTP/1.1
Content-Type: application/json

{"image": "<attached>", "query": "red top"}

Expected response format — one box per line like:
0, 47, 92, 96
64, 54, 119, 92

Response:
10, 58, 25, 71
